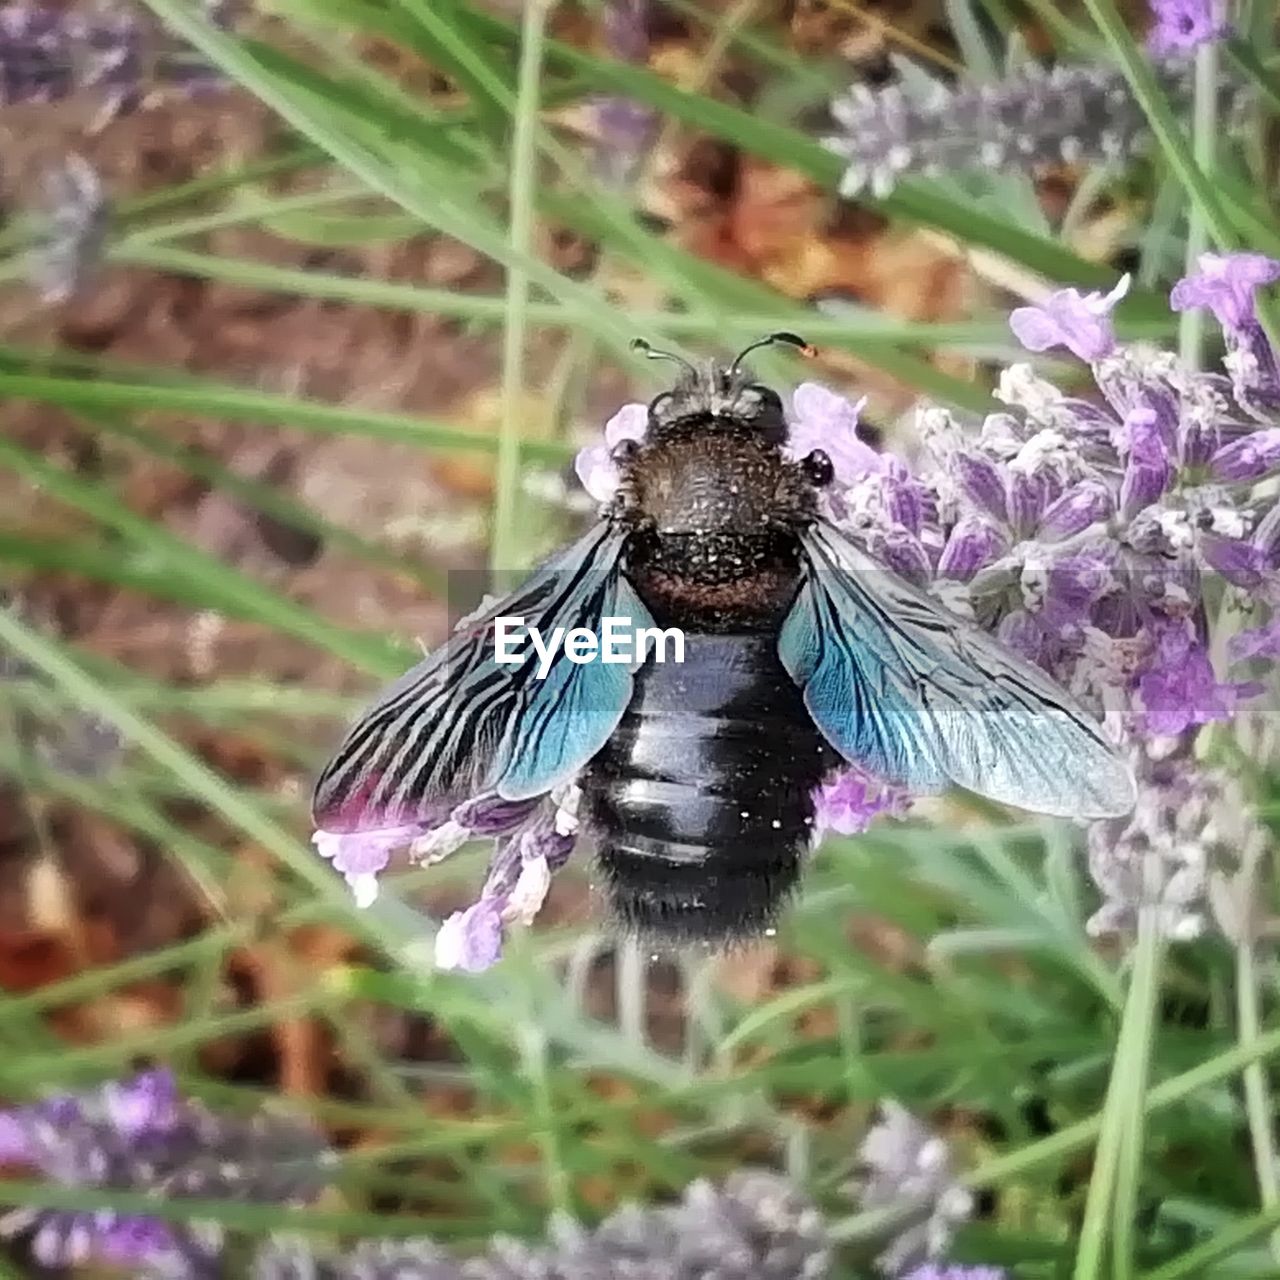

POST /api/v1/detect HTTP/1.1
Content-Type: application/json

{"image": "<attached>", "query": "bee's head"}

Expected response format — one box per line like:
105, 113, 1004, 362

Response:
636, 333, 813, 447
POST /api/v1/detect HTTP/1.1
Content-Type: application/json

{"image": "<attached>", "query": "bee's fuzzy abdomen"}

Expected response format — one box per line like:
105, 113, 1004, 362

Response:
582, 631, 830, 943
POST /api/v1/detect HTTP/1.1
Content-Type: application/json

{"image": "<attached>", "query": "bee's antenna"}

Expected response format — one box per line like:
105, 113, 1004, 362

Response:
728, 331, 817, 378
631, 337, 698, 379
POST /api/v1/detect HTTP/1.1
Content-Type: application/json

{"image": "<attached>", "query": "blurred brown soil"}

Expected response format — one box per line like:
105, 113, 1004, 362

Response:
0, 0, 990, 1149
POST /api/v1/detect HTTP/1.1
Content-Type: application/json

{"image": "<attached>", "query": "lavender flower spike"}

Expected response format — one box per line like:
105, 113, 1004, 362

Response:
825, 63, 1187, 199
904, 1268, 1008, 1280
254, 1168, 831, 1278
28, 155, 108, 304
1009, 274, 1130, 364
1147, 0, 1229, 58
850, 1101, 974, 1274
0, 4, 230, 117
0, 1068, 331, 1277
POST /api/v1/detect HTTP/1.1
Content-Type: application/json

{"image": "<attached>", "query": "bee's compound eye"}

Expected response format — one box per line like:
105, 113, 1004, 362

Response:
611, 438, 641, 464
802, 449, 834, 487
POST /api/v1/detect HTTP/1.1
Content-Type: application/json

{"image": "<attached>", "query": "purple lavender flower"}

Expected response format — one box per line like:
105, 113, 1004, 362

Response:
1086, 739, 1264, 940
850, 1102, 974, 1274
28, 154, 108, 304
1136, 622, 1257, 736
1172, 254, 1280, 412
825, 62, 1197, 199
1008, 274, 1130, 364
0, 3, 231, 117
313, 823, 428, 909
784, 382, 878, 484
1230, 615, 1280, 661
903, 1268, 1008, 1280
592, 0, 658, 188
1147, 0, 1229, 57
1171, 253, 1280, 331
0, 1068, 331, 1277
813, 766, 909, 837
574, 402, 648, 504
320, 261, 1280, 964
252, 1169, 830, 1279
1210, 428, 1280, 481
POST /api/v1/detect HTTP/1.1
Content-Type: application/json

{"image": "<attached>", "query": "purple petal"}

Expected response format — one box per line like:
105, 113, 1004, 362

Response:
1224, 323, 1280, 412
313, 825, 423, 906
452, 793, 542, 837
813, 766, 907, 836
1041, 551, 1116, 618
574, 403, 648, 503
0, 1112, 29, 1163
435, 897, 506, 972
1137, 622, 1259, 735
603, 402, 649, 450
1120, 461, 1171, 520
1122, 406, 1174, 467
1209, 428, 1280, 482
574, 442, 620, 503
1170, 252, 1280, 331
785, 382, 879, 485
98, 1217, 181, 1266
997, 610, 1046, 662
1147, 0, 1228, 56
1008, 275, 1129, 363
104, 1069, 180, 1139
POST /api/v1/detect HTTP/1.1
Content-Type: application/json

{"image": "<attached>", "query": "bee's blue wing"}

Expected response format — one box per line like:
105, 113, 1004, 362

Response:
779, 520, 1135, 819
313, 522, 646, 830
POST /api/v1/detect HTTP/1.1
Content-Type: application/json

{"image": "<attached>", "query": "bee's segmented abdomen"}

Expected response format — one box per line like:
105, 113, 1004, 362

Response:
582, 632, 830, 942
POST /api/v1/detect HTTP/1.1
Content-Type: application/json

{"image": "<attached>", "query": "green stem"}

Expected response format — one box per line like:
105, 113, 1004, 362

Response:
1139, 1201, 1280, 1280
490, 0, 551, 581
1237, 928, 1280, 1262
1072, 883, 1164, 1280
1178, 33, 1220, 370
1110, 855, 1168, 1278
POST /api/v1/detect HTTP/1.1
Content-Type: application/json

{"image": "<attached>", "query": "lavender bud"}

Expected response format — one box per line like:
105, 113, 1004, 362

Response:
1038, 479, 1113, 541
1197, 530, 1262, 587
1120, 459, 1172, 520
0, 4, 228, 115
871, 528, 934, 588
1252, 502, 1280, 567
950, 451, 1007, 522
1209, 428, 1280, 481
826, 63, 1191, 198
850, 1102, 974, 1274
27, 155, 108, 304
1006, 468, 1055, 536
937, 517, 1007, 582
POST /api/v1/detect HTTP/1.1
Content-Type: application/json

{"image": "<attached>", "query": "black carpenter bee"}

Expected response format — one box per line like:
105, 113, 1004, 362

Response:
313, 334, 1135, 943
